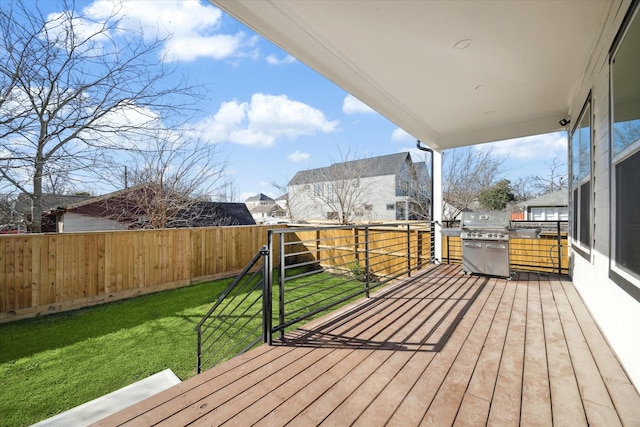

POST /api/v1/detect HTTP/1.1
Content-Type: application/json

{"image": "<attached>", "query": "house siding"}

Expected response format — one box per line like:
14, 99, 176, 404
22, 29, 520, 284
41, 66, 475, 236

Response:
290, 174, 399, 221
61, 212, 128, 233
568, 0, 640, 388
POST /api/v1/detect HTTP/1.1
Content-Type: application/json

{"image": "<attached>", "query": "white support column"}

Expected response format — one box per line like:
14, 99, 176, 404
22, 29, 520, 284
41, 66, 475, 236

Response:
432, 148, 443, 263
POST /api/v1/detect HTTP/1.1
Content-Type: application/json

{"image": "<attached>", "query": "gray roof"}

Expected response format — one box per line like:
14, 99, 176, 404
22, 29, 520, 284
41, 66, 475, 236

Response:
289, 152, 411, 185
520, 189, 568, 207
245, 193, 275, 203
15, 193, 92, 214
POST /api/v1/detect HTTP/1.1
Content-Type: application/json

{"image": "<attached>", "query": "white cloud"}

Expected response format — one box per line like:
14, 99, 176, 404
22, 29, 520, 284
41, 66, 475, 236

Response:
342, 94, 376, 115
391, 128, 413, 142
80, 0, 253, 62
196, 93, 339, 147
288, 150, 311, 162
266, 54, 296, 65
475, 132, 567, 160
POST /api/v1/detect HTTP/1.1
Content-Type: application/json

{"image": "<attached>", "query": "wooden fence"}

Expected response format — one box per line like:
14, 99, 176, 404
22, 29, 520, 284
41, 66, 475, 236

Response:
282, 226, 433, 278
1, 224, 569, 323
0, 225, 285, 322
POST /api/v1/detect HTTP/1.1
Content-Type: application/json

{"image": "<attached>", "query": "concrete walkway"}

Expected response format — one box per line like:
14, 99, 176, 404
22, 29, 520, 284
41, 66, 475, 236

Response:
32, 369, 181, 427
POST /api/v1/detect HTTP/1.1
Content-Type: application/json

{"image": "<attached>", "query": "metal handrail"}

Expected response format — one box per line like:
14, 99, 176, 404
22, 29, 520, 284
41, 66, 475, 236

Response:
195, 246, 269, 374
195, 220, 568, 374
440, 219, 569, 275
268, 222, 434, 340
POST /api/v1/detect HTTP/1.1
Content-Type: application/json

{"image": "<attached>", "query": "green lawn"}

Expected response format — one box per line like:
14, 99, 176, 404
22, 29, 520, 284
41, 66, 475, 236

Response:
0, 270, 366, 427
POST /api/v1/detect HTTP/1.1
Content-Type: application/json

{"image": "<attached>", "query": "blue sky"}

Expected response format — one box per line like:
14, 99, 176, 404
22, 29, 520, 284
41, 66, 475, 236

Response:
37, 0, 567, 201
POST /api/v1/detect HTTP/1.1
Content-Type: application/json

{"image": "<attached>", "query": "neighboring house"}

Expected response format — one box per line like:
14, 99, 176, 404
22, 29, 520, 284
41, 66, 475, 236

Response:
14, 193, 92, 232
274, 194, 288, 211
245, 193, 276, 209
249, 204, 287, 224
517, 189, 568, 221
245, 193, 288, 223
288, 152, 429, 222
44, 187, 255, 232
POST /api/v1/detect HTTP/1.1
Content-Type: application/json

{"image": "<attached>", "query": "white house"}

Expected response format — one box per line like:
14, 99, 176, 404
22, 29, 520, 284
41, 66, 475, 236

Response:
288, 152, 429, 222
518, 189, 569, 221
244, 193, 275, 209
214, 0, 640, 390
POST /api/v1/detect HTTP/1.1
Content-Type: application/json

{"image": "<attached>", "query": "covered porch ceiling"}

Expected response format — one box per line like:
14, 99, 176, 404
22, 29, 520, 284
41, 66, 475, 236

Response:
211, 0, 612, 150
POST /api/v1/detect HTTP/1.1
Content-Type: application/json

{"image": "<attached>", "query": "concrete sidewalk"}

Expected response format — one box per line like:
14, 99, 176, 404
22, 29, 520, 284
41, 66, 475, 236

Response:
32, 369, 181, 426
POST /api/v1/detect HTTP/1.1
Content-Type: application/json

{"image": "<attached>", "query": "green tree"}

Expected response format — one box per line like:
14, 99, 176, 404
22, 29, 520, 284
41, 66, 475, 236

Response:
478, 179, 515, 210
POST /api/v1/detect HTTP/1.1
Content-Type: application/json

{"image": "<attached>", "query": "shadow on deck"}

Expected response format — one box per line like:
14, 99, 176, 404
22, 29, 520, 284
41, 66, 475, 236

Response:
94, 264, 640, 426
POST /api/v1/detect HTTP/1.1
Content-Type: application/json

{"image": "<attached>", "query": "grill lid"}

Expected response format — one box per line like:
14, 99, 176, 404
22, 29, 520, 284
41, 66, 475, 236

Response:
460, 210, 510, 229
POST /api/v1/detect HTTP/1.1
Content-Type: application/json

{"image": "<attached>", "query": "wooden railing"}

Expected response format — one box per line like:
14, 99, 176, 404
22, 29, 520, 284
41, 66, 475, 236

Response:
0, 225, 285, 322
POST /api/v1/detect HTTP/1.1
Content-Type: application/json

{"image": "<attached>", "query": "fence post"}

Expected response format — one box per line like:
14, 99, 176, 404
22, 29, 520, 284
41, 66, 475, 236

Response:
365, 226, 370, 298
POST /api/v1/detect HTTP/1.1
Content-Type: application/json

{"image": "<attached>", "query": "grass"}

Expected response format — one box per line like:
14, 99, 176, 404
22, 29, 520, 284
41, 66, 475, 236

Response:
0, 269, 368, 427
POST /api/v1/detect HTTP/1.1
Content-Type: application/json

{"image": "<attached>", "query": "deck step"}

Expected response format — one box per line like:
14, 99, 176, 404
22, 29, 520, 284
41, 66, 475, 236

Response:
32, 369, 181, 427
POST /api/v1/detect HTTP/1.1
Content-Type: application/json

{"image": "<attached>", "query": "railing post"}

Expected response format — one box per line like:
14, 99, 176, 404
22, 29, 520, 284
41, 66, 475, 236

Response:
407, 223, 411, 277
556, 220, 562, 275
365, 226, 370, 298
262, 243, 272, 346
431, 221, 437, 264
279, 231, 286, 340
196, 325, 202, 374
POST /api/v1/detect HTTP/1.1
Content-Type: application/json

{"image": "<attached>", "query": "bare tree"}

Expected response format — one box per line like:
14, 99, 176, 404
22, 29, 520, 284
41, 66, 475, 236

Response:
442, 146, 504, 219
511, 176, 538, 201
214, 182, 239, 203
512, 158, 568, 201
0, 193, 20, 232
402, 160, 431, 220
530, 158, 568, 195
289, 150, 378, 224
271, 178, 296, 221
0, 0, 199, 232
106, 131, 228, 229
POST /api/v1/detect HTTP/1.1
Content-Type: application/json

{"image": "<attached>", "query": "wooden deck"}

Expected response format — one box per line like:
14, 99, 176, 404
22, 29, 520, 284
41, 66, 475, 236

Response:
94, 264, 640, 426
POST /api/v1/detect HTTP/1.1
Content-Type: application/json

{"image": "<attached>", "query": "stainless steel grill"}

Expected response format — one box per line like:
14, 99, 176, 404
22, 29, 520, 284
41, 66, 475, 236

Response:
460, 211, 511, 278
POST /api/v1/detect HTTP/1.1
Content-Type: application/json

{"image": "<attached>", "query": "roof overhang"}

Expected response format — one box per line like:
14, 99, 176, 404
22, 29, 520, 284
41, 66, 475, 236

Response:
211, 0, 612, 150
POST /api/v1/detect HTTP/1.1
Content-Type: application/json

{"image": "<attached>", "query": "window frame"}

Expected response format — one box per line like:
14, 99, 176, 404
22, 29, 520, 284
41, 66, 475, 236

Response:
569, 93, 593, 260
609, 1, 640, 299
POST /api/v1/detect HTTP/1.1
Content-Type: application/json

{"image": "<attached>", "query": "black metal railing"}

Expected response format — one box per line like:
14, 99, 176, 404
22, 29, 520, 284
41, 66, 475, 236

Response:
509, 220, 568, 275
268, 222, 435, 340
195, 220, 567, 373
441, 219, 568, 275
195, 246, 270, 374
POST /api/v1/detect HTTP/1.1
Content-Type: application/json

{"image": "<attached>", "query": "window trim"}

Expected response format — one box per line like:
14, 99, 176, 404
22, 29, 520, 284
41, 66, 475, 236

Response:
608, 0, 640, 301
569, 93, 593, 260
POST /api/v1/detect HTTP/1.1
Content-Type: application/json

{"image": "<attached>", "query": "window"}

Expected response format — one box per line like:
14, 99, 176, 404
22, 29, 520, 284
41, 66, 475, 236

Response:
611, 4, 640, 284
569, 96, 592, 254
386, 203, 395, 210
531, 207, 569, 221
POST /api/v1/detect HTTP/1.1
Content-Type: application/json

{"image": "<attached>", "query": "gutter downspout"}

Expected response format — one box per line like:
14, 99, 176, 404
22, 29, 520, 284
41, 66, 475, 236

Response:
416, 140, 434, 221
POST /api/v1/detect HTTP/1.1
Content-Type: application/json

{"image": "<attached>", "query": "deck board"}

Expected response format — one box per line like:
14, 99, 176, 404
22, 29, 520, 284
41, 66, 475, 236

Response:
93, 265, 640, 427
